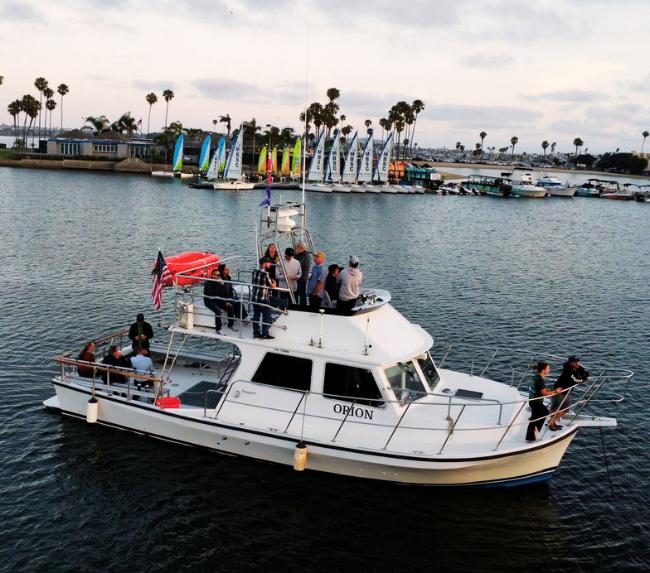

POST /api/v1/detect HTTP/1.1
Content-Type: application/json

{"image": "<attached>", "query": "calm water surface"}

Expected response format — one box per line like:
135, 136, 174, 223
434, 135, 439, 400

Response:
0, 167, 648, 572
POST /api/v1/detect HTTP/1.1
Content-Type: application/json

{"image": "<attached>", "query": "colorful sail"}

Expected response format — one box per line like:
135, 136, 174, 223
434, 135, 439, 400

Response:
306, 132, 326, 182
280, 146, 291, 175
172, 134, 184, 171
325, 130, 342, 183
258, 145, 267, 174
206, 137, 225, 179
198, 135, 211, 173
341, 131, 359, 183
357, 134, 374, 183
224, 124, 243, 180
291, 138, 302, 176
373, 132, 394, 183
271, 146, 278, 175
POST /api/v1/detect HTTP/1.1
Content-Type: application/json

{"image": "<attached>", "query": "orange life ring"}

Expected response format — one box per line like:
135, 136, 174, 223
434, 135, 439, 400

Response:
162, 252, 221, 286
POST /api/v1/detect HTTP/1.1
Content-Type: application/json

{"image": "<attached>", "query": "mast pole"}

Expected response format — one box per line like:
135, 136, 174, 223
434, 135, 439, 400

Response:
301, 26, 310, 210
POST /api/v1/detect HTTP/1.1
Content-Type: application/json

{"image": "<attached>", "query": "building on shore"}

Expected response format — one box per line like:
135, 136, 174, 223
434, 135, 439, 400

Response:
46, 130, 155, 160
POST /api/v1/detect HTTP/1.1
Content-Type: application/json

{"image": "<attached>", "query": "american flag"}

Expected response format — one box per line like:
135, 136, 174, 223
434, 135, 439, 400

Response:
151, 250, 172, 310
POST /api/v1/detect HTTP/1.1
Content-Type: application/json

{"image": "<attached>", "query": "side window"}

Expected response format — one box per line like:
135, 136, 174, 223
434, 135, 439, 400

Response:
252, 353, 312, 392
323, 363, 383, 407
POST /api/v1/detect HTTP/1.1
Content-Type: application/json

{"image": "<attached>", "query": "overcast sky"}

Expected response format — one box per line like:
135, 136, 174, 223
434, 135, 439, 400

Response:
1, 0, 648, 153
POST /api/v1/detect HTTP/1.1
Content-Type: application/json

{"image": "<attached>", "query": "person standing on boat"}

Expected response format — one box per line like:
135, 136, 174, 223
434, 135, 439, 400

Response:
276, 247, 302, 303
294, 242, 312, 307
128, 313, 154, 352
252, 257, 276, 339
307, 252, 327, 311
549, 356, 589, 429
264, 243, 280, 284
324, 264, 343, 308
337, 256, 363, 315
525, 362, 555, 442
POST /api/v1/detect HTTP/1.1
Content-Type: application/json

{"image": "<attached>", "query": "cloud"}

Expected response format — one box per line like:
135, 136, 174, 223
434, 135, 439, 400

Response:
191, 78, 308, 106
626, 74, 650, 93
424, 104, 543, 130
132, 80, 176, 92
531, 90, 604, 103
461, 54, 514, 68
0, 1, 43, 22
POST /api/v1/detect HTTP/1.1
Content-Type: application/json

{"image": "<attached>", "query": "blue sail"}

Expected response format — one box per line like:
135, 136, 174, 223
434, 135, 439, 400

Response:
172, 135, 184, 171
198, 136, 211, 173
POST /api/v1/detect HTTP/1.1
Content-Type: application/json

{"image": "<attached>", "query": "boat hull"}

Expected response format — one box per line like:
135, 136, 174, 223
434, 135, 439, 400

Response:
546, 187, 576, 197
47, 381, 578, 487
213, 181, 255, 191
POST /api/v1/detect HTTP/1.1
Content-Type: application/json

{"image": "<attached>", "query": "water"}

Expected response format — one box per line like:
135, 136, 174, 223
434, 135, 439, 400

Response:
0, 167, 648, 572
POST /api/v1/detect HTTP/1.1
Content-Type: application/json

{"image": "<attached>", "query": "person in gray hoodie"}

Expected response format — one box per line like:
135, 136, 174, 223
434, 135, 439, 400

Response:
337, 256, 363, 315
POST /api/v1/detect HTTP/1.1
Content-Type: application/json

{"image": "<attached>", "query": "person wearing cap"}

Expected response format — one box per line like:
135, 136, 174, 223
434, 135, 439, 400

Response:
276, 247, 302, 302
337, 256, 363, 315
307, 251, 328, 311
251, 257, 276, 339
128, 313, 154, 351
548, 355, 589, 430
525, 362, 555, 442
324, 264, 343, 308
294, 242, 312, 307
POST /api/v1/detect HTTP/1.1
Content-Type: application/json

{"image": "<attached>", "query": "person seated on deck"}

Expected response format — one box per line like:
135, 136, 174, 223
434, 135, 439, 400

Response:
323, 264, 343, 308
101, 345, 131, 385
76, 341, 96, 378
548, 355, 589, 430
128, 313, 154, 352
525, 362, 556, 442
306, 251, 327, 311
130, 345, 155, 390
215, 264, 249, 332
276, 247, 301, 306
252, 257, 276, 340
336, 256, 363, 315
204, 269, 226, 334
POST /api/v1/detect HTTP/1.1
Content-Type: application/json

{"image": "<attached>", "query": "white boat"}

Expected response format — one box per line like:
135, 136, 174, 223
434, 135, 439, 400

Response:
505, 170, 547, 198
330, 184, 351, 193
45, 201, 632, 487
304, 183, 333, 193
341, 131, 361, 192
214, 124, 254, 191
304, 132, 327, 192
356, 133, 374, 188
536, 175, 576, 197
325, 129, 343, 191
601, 182, 635, 200
205, 137, 226, 181
152, 134, 193, 178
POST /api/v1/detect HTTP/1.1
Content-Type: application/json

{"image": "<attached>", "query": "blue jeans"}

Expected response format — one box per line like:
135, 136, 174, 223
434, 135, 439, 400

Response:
204, 298, 223, 330
252, 303, 272, 337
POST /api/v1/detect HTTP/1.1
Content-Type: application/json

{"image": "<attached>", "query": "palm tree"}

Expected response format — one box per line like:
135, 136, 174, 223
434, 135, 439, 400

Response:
21, 95, 40, 147
42, 87, 54, 135
46, 98, 56, 136
8, 99, 21, 144
85, 115, 110, 135
510, 136, 519, 158
641, 130, 649, 154
364, 118, 372, 134
57, 84, 69, 131
573, 137, 584, 160
219, 114, 232, 140
212, 118, 218, 131
162, 89, 174, 129
379, 118, 392, 144
34, 77, 48, 143
145, 92, 157, 135
409, 99, 425, 155
551, 142, 557, 154
0, 76, 3, 86
541, 140, 549, 156
244, 118, 262, 175
479, 131, 487, 155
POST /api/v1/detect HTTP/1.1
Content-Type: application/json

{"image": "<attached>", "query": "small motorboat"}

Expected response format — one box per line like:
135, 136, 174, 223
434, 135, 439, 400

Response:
536, 175, 576, 197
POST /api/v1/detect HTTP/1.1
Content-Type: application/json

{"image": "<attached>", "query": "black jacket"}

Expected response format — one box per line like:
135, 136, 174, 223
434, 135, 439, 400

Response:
129, 320, 153, 343
554, 362, 589, 390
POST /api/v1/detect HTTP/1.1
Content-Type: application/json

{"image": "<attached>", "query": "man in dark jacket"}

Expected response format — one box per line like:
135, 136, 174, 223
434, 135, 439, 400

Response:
549, 355, 589, 428
101, 345, 131, 384
129, 313, 154, 351
294, 242, 312, 308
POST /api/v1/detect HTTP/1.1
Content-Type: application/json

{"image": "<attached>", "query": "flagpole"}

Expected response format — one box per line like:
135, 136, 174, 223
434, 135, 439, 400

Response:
301, 26, 310, 209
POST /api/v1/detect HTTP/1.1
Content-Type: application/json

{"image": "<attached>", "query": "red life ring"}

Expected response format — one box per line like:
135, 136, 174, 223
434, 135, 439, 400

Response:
162, 252, 221, 286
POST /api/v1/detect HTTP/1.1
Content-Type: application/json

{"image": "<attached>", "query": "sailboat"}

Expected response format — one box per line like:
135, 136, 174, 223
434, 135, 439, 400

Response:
271, 146, 278, 176
354, 133, 378, 193
291, 138, 302, 179
280, 146, 291, 179
206, 137, 226, 181
198, 135, 211, 175
304, 132, 330, 193
214, 124, 255, 191
341, 132, 363, 193
257, 145, 268, 177
326, 130, 349, 192
152, 134, 193, 178
372, 132, 399, 193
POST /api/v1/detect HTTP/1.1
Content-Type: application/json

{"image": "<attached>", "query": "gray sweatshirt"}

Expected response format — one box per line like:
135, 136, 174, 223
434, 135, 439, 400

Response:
338, 267, 363, 301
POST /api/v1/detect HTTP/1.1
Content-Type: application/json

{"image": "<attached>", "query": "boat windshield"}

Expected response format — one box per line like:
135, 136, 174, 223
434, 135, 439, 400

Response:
416, 352, 440, 391
385, 361, 428, 404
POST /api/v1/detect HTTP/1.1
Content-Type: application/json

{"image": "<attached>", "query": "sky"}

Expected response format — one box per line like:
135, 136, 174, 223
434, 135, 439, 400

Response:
1, 0, 649, 154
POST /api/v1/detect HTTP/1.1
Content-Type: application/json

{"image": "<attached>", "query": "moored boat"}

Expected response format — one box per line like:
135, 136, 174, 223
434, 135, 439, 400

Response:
214, 124, 254, 191
152, 134, 193, 178
536, 175, 576, 197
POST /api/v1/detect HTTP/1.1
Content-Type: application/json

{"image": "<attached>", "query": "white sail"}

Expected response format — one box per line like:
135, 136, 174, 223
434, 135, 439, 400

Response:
325, 130, 342, 183
357, 134, 374, 183
307, 132, 326, 182
373, 132, 394, 183
206, 137, 224, 179
341, 132, 359, 183
224, 124, 244, 180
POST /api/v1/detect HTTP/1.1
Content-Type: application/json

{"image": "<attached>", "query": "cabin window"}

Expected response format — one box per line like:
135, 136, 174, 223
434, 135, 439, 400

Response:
323, 363, 383, 407
385, 361, 428, 404
417, 352, 440, 391
252, 352, 312, 392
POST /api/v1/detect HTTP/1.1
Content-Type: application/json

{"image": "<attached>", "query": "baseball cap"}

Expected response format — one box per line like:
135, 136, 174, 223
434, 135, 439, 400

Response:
259, 256, 271, 265
315, 251, 326, 259
568, 355, 580, 363
350, 255, 360, 265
